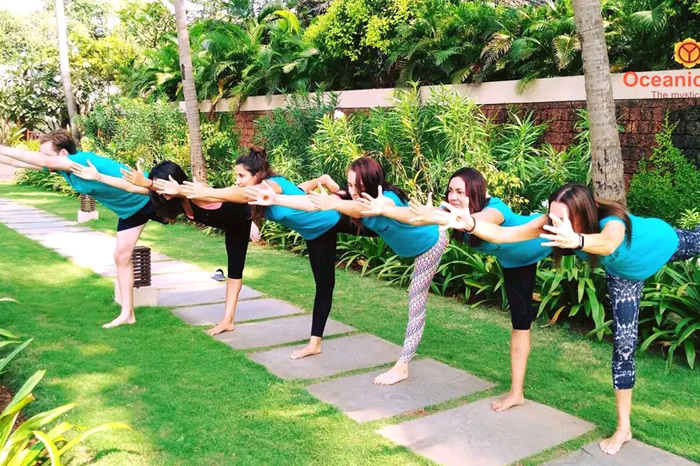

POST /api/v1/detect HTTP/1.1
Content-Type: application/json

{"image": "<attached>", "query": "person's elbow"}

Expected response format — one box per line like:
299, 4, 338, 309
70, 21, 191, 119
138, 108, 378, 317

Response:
43, 157, 64, 170
598, 242, 618, 256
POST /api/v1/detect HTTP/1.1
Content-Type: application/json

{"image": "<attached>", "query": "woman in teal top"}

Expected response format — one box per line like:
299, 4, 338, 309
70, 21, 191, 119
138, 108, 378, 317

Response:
300, 156, 449, 386
183, 147, 376, 360
368, 167, 551, 414
437, 182, 700, 456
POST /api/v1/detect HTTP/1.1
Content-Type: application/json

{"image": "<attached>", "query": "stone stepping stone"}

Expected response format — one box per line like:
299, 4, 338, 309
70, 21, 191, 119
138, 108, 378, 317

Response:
55, 248, 171, 264
543, 440, 700, 466
71, 255, 117, 269
17, 226, 92, 235
35, 233, 115, 249
173, 298, 304, 325
377, 396, 595, 466
91, 260, 199, 278
214, 315, 353, 350
307, 359, 494, 423
158, 284, 261, 307
5, 221, 77, 229
0, 206, 43, 213
249, 334, 402, 380
0, 211, 64, 220
145, 270, 217, 290
1, 217, 67, 224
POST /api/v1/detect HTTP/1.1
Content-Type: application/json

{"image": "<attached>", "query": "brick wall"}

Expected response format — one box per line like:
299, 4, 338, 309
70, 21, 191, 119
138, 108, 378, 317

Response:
235, 98, 700, 177
481, 98, 700, 177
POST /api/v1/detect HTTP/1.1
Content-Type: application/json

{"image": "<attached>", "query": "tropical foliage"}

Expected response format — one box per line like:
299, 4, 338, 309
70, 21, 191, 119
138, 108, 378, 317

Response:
123, 0, 700, 102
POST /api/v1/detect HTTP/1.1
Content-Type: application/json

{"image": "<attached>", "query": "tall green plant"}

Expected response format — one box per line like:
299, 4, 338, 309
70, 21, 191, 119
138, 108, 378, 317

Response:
628, 115, 700, 225
641, 261, 700, 370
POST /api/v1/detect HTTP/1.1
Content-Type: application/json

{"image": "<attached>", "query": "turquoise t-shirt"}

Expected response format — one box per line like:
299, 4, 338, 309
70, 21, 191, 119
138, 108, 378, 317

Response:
56, 152, 149, 219
465, 197, 551, 268
361, 190, 439, 258
574, 214, 679, 281
264, 176, 340, 240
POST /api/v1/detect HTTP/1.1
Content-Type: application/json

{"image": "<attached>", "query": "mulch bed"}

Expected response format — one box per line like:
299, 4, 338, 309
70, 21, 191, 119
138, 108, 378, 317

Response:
0, 385, 26, 425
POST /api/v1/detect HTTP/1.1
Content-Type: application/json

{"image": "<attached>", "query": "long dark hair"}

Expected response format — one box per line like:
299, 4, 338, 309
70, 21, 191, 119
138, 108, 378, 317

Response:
446, 167, 488, 247
236, 146, 278, 223
548, 183, 632, 266
148, 160, 189, 221
348, 156, 407, 227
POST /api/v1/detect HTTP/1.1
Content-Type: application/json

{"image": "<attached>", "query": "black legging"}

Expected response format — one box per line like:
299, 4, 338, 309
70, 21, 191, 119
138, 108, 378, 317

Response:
224, 225, 251, 280
502, 263, 538, 330
307, 216, 376, 337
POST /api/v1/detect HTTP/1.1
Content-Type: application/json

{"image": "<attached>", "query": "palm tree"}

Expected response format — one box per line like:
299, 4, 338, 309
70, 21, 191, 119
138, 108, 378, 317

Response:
55, 0, 79, 142
571, 0, 625, 203
173, 0, 207, 182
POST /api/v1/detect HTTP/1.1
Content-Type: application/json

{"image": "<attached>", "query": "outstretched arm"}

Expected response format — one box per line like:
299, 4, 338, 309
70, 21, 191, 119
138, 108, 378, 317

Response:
434, 201, 545, 244
0, 154, 43, 170
120, 161, 159, 193
541, 209, 625, 256
180, 179, 261, 204
471, 215, 546, 244
246, 181, 324, 211
0, 145, 72, 172
70, 161, 149, 194
298, 174, 340, 194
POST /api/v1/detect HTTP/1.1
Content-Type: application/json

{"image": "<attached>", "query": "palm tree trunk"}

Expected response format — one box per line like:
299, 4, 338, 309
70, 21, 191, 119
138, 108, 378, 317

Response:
173, 0, 207, 182
55, 0, 79, 143
571, 0, 626, 203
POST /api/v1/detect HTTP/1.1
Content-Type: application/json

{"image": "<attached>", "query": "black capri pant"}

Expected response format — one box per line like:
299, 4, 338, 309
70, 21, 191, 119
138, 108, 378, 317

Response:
307, 215, 376, 337
502, 263, 538, 331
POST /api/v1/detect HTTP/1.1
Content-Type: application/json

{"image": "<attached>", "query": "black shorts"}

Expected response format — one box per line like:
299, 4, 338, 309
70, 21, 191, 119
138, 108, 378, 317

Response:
502, 263, 538, 330
117, 201, 167, 232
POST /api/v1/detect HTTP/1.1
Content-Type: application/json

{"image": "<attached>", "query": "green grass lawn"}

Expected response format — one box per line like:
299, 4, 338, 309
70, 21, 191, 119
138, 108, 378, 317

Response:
0, 183, 698, 465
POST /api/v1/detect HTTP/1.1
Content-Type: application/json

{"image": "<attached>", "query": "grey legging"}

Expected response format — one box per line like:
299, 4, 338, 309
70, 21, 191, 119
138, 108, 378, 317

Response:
608, 227, 700, 390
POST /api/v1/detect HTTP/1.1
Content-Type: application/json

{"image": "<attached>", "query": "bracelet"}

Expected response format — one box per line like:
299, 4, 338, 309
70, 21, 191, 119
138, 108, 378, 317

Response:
465, 216, 476, 233
149, 179, 154, 189
575, 234, 585, 250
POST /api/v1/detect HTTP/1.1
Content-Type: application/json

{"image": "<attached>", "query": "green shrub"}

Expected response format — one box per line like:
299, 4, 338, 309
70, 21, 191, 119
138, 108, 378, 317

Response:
628, 115, 700, 226
642, 261, 700, 370
78, 98, 242, 184
77, 98, 189, 168
255, 92, 338, 183
678, 208, 700, 230
13, 169, 75, 197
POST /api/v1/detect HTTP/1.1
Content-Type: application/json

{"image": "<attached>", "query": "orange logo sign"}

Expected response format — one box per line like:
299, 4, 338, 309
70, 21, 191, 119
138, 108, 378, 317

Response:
675, 38, 700, 68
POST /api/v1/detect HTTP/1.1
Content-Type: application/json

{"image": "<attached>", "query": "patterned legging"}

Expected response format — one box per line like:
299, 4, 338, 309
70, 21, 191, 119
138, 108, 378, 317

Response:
609, 227, 700, 390
400, 230, 449, 363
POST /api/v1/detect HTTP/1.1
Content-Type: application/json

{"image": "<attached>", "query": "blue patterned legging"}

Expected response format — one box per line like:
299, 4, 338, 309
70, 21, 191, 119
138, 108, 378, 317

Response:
608, 227, 700, 390
400, 230, 449, 363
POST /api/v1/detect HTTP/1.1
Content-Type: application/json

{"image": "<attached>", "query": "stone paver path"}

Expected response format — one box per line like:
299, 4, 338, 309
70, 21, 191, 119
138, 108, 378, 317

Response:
1, 196, 696, 466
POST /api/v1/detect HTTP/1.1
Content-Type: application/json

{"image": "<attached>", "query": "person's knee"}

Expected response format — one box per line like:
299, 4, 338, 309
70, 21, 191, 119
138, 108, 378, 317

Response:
511, 318, 532, 331
510, 309, 534, 330
113, 247, 132, 267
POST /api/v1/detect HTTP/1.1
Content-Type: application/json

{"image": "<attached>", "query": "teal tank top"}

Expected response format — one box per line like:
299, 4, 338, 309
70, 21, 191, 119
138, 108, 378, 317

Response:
465, 198, 551, 268
574, 214, 679, 281
264, 176, 340, 240
361, 190, 440, 258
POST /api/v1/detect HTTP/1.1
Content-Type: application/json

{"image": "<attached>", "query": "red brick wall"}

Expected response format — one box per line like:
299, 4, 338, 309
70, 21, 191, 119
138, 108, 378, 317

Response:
235, 111, 268, 148
235, 98, 700, 177
481, 98, 700, 177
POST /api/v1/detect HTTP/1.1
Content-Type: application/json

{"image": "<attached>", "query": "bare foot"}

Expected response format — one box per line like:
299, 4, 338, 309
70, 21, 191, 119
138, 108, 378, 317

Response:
103, 315, 136, 329
491, 392, 525, 412
372, 362, 409, 385
599, 428, 632, 455
207, 322, 235, 336
291, 342, 321, 360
